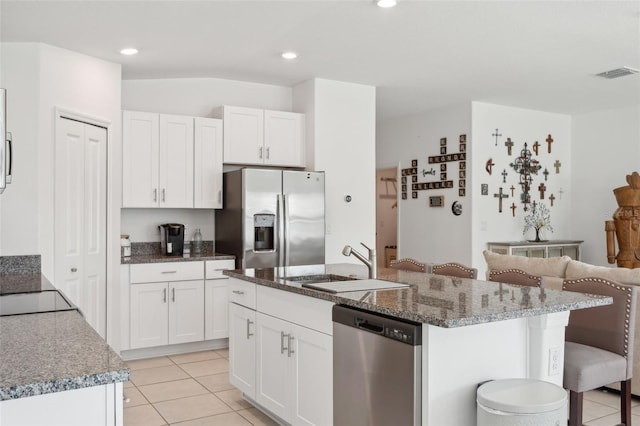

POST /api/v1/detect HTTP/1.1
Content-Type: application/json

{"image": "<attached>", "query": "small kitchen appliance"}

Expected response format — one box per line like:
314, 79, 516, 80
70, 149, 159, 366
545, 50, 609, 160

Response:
159, 223, 185, 256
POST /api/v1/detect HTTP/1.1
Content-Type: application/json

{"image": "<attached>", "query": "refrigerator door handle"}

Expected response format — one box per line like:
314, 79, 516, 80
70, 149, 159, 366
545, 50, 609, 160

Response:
277, 194, 285, 267
282, 193, 289, 266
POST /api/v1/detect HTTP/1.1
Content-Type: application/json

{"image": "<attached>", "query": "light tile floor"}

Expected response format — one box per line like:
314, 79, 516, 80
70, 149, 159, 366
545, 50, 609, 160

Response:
125, 350, 637, 425
123, 349, 278, 426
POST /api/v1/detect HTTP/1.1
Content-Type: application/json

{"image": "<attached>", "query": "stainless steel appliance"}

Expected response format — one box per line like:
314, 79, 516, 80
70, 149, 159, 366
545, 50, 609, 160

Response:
216, 168, 325, 269
0, 88, 13, 194
159, 223, 185, 256
333, 305, 422, 426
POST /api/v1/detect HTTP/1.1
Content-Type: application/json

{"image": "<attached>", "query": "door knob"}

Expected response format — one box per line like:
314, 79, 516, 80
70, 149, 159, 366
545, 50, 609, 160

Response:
71, 267, 77, 272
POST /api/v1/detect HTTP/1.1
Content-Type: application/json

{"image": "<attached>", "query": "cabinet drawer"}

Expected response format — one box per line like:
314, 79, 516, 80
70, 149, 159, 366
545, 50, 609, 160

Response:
130, 261, 204, 283
205, 259, 235, 279
228, 278, 256, 310
257, 285, 333, 335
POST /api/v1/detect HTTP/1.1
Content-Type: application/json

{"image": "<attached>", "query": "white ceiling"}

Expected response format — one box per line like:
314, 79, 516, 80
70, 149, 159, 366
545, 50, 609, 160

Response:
1, 0, 639, 121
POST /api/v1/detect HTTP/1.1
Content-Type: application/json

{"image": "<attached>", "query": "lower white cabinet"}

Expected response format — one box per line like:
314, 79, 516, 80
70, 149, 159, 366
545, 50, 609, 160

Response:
204, 259, 235, 340
229, 302, 256, 399
255, 312, 332, 426
130, 280, 204, 349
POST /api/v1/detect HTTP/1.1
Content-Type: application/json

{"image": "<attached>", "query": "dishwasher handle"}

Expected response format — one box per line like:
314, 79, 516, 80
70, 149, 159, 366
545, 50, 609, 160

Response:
355, 317, 384, 334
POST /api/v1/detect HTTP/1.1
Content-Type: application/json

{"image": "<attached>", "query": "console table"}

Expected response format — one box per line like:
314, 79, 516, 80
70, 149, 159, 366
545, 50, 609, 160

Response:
487, 240, 583, 261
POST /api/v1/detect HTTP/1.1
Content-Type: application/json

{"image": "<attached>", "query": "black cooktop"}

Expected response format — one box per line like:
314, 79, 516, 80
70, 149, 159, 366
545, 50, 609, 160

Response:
0, 290, 77, 316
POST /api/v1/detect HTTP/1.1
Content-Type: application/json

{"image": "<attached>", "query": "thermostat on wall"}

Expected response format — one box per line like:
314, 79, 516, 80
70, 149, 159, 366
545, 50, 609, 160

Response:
429, 196, 444, 207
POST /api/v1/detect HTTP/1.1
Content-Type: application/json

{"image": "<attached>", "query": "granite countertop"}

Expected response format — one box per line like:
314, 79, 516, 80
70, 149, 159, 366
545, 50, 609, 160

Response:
224, 263, 611, 328
0, 274, 129, 401
121, 252, 235, 264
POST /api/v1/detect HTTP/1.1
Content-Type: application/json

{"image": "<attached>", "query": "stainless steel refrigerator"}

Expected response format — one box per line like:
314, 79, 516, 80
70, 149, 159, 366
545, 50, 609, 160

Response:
215, 168, 325, 269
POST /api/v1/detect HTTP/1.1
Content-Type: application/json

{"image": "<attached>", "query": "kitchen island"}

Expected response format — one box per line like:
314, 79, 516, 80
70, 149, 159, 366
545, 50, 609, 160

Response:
224, 263, 610, 426
0, 273, 130, 426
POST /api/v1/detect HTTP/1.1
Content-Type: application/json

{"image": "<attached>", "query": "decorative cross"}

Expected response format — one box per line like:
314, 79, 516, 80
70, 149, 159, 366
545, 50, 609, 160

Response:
510, 142, 541, 210
510, 202, 517, 217
558, 188, 564, 199
501, 169, 508, 183
493, 187, 509, 213
494, 284, 509, 301
492, 128, 502, 146
549, 193, 556, 207
532, 200, 538, 210
538, 182, 546, 199
543, 168, 549, 181
505, 138, 514, 155
554, 160, 562, 173
510, 185, 515, 197
532, 141, 540, 156
485, 158, 495, 175
546, 134, 554, 153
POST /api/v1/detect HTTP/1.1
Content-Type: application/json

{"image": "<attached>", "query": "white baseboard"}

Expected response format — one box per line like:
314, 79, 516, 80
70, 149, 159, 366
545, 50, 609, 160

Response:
120, 338, 228, 361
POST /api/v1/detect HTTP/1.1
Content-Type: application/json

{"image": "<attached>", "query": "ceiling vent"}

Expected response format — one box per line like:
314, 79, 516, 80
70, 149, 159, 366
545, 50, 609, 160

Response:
596, 67, 640, 79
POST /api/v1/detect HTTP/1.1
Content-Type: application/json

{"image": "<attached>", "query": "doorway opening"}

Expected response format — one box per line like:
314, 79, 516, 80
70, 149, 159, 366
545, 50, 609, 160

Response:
376, 166, 398, 269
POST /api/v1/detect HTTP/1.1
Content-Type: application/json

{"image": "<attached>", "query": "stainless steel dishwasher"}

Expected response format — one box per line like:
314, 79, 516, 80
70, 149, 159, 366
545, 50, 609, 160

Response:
333, 304, 422, 426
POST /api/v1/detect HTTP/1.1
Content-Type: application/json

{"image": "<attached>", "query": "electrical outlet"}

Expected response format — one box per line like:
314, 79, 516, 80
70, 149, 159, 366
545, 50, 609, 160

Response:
548, 346, 561, 375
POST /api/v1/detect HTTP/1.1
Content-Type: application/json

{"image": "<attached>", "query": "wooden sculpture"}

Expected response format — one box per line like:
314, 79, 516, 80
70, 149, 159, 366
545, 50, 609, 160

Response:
606, 172, 640, 268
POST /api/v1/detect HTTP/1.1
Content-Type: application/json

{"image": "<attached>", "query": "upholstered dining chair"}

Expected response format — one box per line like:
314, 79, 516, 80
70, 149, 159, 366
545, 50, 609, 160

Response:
389, 258, 426, 273
432, 262, 478, 279
562, 277, 637, 426
487, 268, 543, 287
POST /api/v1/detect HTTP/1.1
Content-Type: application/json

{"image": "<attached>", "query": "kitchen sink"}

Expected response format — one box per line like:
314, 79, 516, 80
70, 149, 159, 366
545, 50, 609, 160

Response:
284, 274, 358, 285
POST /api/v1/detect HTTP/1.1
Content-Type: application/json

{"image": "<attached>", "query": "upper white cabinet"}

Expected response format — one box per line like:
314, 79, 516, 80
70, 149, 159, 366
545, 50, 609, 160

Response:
213, 106, 305, 167
123, 111, 223, 209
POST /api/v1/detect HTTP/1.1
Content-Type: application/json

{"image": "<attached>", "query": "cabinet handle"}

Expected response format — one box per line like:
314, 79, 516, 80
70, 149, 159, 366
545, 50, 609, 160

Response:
287, 335, 295, 357
266, 147, 270, 159
153, 188, 158, 202
162, 188, 166, 202
172, 287, 175, 302
232, 290, 245, 295
246, 319, 254, 339
161, 270, 177, 274
258, 147, 263, 159
218, 190, 222, 203
281, 331, 289, 354
70, 267, 77, 273
163, 288, 167, 303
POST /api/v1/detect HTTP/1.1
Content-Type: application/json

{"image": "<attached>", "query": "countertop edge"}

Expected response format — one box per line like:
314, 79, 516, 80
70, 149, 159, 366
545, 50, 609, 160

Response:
121, 254, 235, 264
0, 369, 131, 401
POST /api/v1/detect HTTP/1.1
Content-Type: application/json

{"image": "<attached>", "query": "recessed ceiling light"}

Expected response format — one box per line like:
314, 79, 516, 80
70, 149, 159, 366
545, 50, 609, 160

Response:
120, 48, 138, 56
282, 51, 298, 60
376, 0, 397, 8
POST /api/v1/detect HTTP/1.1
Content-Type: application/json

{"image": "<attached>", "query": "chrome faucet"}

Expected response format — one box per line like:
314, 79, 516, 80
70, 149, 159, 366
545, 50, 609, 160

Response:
342, 242, 377, 279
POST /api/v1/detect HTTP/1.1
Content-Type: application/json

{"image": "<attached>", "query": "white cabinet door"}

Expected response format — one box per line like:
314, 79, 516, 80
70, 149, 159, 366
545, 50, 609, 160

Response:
169, 280, 204, 345
220, 106, 264, 165
130, 282, 169, 349
159, 114, 194, 208
205, 279, 229, 340
263, 110, 305, 167
122, 111, 159, 207
194, 117, 223, 209
290, 324, 333, 426
229, 303, 256, 399
256, 312, 291, 422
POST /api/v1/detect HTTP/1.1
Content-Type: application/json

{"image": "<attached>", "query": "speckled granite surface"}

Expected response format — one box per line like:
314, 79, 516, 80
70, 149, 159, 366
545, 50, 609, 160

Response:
0, 274, 56, 295
122, 251, 234, 265
224, 263, 611, 328
0, 255, 41, 274
0, 310, 129, 400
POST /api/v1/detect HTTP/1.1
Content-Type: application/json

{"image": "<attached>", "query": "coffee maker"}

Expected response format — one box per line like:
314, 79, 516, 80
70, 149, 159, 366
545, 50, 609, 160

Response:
159, 223, 185, 256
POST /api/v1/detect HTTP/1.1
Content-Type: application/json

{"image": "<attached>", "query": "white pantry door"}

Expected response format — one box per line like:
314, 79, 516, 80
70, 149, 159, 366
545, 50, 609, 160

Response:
54, 117, 107, 337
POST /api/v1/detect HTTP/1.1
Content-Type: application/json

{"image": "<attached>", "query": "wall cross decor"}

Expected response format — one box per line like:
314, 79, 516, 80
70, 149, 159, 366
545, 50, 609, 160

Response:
494, 187, 509, 213
532, 141, 540, 156
546, 134, 554, 153
492, 128, 502, 146
510, 202, 517, 217
543, 168, 549, 181
510, 142, 541, 211
510, 185, 515, 196
485, 158, 495, 175
549, 193, 556, 206
505, 138, 514, 155
554, 160, 562, 173
538, 182, 546, 199
501, 169, 508, 183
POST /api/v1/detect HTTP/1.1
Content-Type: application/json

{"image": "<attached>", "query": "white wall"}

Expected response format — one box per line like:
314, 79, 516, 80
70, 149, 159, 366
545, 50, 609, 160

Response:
471, 102, 572, 274
294, 79, 377, 264
376, 103, 473, 265
572, 104, 640, 266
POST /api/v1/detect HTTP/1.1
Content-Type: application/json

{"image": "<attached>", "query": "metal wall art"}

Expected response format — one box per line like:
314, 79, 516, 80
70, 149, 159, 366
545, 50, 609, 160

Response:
509, 142, 541, 211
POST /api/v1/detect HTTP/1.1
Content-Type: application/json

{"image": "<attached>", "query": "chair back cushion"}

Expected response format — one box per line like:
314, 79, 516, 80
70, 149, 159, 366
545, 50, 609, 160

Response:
488, 268, 543, 287
432, 262, 478, 279
483, 250, 571, 278
389, 258, 426, 273
563, 278, 637, 378
565, 260, 640, 285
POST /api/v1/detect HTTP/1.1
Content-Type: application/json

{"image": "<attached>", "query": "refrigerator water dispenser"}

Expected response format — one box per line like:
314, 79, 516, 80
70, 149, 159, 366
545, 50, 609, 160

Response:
254, 214, 275, 251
